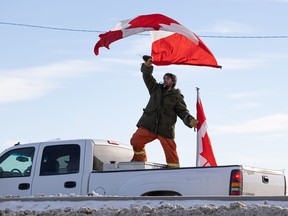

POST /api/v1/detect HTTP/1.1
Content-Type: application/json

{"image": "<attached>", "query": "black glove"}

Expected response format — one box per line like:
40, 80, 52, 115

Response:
143, 55, 152, 62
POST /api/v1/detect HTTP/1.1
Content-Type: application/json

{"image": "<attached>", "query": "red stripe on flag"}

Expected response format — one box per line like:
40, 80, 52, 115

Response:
196, 98, 206, 130
152, 33, 221, 68
94, 30, 123, 55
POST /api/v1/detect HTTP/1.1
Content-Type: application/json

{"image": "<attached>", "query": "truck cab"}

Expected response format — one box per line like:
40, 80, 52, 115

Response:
0, 139, 133, 196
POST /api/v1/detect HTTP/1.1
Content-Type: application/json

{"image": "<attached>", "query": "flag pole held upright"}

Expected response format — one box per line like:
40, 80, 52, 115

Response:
196, 88, 217, 167
196, 87, 201, 166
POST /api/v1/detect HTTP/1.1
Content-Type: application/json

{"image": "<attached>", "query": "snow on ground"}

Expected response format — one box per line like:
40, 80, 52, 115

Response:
1, 194, 288, 215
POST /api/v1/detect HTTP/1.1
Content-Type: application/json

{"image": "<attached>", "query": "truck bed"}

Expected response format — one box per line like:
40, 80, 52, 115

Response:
90, 164, 286, 196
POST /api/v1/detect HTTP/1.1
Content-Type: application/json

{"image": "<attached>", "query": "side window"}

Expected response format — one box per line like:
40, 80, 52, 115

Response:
0, 147, 35, 178
40, 144, 80, 176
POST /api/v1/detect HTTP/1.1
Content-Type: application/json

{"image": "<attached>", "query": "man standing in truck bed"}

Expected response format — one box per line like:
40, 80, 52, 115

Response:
130, 55, 198, 168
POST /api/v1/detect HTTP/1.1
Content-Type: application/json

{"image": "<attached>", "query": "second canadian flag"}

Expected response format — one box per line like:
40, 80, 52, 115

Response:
196, 88, 217, 167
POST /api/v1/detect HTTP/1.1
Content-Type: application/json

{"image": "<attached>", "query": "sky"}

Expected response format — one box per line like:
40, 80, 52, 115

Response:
1, 0, 288, 172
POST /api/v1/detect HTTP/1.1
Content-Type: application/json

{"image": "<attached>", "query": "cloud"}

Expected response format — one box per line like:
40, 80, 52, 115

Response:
212, 22, 253, 34
100, 58, 137, 66
0, 140, 21, 153
273, 0, 288, 2
232, 102, 261, 110
254, 133, 286, 142
225, 90, 271, 110
214, 113, 288, 134
0, 57, 142, 104
218, 52, 288, 70
197, 20, 254, 34
0, 60, 98, 104
226, 91, 268, 99
219, 57, 265, 70
128, 37, 151, 54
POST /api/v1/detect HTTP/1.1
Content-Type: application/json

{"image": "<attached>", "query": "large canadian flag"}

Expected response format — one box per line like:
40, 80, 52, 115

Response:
196, 88, 217, 167
94, 14, 221, 68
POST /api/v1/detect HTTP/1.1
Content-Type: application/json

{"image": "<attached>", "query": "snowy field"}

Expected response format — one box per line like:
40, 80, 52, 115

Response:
1, 194, 288, 215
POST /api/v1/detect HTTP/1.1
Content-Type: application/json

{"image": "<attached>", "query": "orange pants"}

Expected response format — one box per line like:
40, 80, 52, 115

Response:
130, 127, 180, 168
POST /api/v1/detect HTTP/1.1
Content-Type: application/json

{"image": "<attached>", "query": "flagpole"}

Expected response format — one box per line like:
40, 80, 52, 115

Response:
196, 87, 200, 167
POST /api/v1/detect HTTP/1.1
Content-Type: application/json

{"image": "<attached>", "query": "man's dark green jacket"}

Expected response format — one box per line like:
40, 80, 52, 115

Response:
136, 63, 194, 139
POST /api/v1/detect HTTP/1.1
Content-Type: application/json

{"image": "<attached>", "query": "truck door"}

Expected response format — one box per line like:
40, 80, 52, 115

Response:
0, 146, 35, 196
31, 142, 84, 195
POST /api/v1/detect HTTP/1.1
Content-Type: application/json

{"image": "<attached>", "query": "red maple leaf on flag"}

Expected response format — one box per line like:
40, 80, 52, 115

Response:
200, 133, 217, 166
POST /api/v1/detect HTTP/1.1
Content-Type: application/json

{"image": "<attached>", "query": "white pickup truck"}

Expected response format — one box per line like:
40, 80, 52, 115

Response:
0, 138, 286, 197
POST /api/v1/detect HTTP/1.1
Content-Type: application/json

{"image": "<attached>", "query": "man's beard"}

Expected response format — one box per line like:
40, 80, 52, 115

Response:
162, 83, 171, 90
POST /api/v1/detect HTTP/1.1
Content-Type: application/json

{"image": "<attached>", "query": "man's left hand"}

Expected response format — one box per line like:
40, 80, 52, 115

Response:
190, 119, 199, 130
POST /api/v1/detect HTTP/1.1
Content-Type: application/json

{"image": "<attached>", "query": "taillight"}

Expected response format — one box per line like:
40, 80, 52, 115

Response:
229, 169, 243, 195
107, 140, 119, 145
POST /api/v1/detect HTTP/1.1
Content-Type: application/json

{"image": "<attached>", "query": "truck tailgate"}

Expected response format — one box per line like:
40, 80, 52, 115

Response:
241, 165, 286, 196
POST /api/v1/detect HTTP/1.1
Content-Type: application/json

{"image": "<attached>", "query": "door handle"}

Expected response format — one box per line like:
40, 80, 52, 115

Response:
18, 183, 30, 190
262, 175, 269, 184
64, 181, 76, 188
